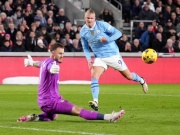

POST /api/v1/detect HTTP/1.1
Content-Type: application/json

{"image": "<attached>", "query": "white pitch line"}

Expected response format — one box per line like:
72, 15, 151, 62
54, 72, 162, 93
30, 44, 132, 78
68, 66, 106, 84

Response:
0, 125, 114, 135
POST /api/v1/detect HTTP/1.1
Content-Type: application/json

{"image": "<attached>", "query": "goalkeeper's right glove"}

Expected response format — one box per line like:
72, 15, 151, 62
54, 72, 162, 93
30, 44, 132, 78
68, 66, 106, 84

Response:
50, 61, 59, 74
24, 54, 34, 67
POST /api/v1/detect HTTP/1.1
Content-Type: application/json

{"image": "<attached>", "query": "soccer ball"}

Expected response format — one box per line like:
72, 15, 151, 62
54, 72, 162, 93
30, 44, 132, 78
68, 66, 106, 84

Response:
142, 48, 158, 64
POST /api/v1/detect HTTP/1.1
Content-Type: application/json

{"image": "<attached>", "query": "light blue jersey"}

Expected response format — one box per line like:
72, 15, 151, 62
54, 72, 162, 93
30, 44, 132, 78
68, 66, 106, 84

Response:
80, 21, 122, 61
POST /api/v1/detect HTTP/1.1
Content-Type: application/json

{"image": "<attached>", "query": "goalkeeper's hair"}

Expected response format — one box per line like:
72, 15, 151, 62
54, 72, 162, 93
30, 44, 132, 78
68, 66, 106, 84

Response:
50, 43, 64, 52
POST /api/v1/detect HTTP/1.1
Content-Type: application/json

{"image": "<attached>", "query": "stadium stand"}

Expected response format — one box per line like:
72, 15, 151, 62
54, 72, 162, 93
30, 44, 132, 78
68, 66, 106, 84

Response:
0, 0, 180, 53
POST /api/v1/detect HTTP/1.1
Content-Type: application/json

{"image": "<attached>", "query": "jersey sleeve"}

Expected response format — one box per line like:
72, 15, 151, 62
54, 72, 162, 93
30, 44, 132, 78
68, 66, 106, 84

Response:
39, 60, 44, 68
47, 61, 55, 73
40, 60, 53, 73
102, 22, 122, 42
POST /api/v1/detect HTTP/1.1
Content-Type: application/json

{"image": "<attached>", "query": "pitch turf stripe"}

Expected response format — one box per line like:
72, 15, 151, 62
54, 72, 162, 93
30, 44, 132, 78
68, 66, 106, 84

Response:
1, 92, 180, 97
0, 125, 114, 135
103, 93, 180, 97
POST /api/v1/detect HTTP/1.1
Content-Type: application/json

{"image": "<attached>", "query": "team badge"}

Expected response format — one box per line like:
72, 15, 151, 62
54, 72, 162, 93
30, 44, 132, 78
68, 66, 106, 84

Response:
97, 30, 100, 34
90, 30, 94, 36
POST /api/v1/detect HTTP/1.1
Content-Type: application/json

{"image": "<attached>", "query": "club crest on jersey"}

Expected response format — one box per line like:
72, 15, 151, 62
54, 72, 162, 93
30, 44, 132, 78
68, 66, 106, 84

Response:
97, 30, 100, 34
90, 30, 94, 35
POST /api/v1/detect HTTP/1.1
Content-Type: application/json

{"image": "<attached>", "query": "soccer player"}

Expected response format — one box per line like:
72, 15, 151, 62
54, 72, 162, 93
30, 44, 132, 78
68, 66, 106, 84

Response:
17, 43, 125, 122
80, 9, 148, 111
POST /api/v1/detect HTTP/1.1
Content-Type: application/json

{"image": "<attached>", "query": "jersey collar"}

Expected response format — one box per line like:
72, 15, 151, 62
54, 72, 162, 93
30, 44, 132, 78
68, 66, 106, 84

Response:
85, 21, 96, 30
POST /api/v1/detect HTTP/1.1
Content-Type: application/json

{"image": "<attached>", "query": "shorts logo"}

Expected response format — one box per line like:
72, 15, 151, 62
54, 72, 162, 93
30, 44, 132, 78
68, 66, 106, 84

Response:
118, 60, 122, 65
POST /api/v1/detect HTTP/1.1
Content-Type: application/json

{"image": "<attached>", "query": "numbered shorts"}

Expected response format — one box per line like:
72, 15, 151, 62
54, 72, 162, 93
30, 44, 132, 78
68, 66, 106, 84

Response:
93, 55, 128, 71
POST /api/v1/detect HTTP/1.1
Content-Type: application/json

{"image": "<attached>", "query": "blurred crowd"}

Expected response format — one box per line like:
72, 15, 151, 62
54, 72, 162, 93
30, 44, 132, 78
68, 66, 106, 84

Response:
1, 0, 180, 53
0, 0, 83, 52
109, 0, 180, 53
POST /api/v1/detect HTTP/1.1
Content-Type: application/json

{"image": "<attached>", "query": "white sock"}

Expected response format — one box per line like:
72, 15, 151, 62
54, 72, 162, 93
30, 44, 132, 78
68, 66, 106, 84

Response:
104, 114, 112, 121
140, 78, 145, 84
94, 99, 98, 104
34, 116, 39, 121
27, 114, 39, 121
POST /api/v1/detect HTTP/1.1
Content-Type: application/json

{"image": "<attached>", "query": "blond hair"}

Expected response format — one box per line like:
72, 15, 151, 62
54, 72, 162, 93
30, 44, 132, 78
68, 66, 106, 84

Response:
85, 8, 95, 16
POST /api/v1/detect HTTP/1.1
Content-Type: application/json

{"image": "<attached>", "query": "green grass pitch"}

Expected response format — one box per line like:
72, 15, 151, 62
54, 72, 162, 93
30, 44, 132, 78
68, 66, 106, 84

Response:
0, 84, 180, 135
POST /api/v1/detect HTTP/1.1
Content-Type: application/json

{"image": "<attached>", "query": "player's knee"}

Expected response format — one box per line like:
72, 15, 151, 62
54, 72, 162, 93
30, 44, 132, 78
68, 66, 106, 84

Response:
91, 67, 104, 79
72, 106, 82, 116
91, 71, 102, 79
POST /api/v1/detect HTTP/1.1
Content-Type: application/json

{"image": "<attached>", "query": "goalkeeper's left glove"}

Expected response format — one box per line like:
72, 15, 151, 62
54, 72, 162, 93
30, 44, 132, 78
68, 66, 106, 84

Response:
24, 54, 34, 67
50, 61, 59, 74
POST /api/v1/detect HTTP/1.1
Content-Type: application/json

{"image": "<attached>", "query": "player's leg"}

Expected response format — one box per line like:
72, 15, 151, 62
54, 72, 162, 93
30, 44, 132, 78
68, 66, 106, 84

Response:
17, 99, 125, 123
89, 58, 107, 111
17, 99, 65, 122
17, 114, 39, 122
103, 55, 148, 93
38, 112, 58, 121
120, 69, 148, 93
90, 66, 104, 111
17, 112, 58, 122
50, 99, 125, 122
71, 105, 125, 122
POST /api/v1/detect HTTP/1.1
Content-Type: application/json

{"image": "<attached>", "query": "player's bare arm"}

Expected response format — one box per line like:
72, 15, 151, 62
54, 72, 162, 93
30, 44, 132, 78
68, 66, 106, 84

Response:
88, 59, 93, 69
33, 61, 40, 68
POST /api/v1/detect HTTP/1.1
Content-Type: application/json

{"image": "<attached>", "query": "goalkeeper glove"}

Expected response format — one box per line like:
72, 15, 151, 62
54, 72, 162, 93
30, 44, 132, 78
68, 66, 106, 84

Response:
50, 61, 59, 74
24, 54, 34, 67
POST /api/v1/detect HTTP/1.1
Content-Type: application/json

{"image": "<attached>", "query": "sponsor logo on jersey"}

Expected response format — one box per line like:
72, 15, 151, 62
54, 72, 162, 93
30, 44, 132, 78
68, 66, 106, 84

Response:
88, 38, 99, 44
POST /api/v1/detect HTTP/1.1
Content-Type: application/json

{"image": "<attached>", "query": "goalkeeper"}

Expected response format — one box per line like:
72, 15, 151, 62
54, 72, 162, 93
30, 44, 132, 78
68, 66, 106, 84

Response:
17, 43, 125, 122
